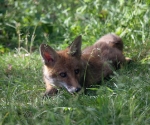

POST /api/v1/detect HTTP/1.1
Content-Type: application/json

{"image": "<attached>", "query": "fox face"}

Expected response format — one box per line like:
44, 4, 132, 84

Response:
40, 36, 84, 94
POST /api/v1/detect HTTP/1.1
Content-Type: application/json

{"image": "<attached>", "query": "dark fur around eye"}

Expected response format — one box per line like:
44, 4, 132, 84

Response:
74, 69, 80, 74
59, 72, 67, 77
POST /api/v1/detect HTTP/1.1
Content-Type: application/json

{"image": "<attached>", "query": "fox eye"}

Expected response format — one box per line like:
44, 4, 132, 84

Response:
59, 72, 67, 78
74, 69, 80, 74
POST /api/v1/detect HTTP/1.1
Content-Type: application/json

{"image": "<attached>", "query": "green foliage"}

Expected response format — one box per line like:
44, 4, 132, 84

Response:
1, 0, 149, 53
0, 0, 150, 124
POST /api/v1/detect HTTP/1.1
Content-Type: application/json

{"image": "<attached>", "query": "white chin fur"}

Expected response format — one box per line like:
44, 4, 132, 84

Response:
60, 82, 77, 93
46, 77, 78, 93
67, 87, 77, 93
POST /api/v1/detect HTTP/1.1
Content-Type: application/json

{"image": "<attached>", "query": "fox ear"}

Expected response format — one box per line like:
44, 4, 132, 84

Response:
68, 35, 82, 58
40, 44, 58, 66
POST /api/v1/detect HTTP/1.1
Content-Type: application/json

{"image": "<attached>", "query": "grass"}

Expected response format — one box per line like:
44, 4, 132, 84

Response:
0, 45, 150, 125
1, 0, 150, 125
0, 55, 150, 124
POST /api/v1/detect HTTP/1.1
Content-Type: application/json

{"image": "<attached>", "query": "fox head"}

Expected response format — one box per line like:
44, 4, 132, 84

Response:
40, 36, 84, 94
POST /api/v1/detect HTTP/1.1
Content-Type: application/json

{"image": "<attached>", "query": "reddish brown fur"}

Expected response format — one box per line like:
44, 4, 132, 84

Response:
81, 34, 125, 87
43, 50, 84, 95
40, 34, 127, 96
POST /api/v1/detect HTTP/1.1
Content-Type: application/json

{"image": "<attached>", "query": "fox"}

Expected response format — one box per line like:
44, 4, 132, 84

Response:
40, 34, 129, 96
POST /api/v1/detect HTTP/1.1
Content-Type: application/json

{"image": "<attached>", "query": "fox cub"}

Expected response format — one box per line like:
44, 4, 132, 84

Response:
40, 34, 127, 96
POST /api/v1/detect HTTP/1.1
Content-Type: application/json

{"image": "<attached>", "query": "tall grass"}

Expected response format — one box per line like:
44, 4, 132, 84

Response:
0, 0, 150, 125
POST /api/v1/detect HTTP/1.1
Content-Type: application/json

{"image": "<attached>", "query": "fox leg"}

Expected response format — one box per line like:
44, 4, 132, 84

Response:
125, 57, 132, 64
44, 85, 58, 96
44, 78, 58, 96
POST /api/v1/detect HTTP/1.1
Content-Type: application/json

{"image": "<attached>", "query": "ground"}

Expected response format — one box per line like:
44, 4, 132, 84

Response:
0, 0, 150, 124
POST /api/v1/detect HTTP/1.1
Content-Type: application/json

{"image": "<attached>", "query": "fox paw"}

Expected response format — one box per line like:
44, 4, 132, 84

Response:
125, 57, 132, 64
43, 88, 58, 97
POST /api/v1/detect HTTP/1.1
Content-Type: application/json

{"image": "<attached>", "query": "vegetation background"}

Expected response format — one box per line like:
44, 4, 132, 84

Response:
0, 0, 150, 124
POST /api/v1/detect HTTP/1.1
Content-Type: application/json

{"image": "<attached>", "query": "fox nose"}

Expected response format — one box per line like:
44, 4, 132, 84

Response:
75, 87, 81, 93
